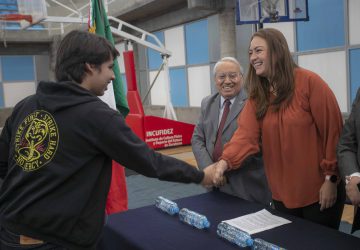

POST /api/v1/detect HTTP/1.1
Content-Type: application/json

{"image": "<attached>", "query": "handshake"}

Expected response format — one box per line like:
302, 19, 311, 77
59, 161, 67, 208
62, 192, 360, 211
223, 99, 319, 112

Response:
201, 159, 229, 188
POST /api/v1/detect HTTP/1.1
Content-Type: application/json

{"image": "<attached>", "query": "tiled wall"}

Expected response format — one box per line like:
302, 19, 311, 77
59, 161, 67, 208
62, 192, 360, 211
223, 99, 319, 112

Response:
0, 56, 36, 108
145, 19, 211, 108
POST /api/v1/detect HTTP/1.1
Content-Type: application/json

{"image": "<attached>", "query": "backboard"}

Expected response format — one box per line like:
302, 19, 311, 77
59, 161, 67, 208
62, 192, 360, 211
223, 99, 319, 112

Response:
236, 0, 309, 25
0, 0, 47, 29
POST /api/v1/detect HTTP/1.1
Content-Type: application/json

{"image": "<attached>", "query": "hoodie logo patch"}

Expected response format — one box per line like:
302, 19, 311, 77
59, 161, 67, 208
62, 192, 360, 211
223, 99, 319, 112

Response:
14, 110, 59, 171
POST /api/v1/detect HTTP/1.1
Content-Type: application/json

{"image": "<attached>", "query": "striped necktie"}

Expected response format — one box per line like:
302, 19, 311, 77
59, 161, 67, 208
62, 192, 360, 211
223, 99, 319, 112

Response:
212, 99, 231, 162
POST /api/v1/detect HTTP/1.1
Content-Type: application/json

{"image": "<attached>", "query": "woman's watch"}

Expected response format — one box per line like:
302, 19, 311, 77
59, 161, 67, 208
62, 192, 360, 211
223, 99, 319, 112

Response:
325, 175, 338, 183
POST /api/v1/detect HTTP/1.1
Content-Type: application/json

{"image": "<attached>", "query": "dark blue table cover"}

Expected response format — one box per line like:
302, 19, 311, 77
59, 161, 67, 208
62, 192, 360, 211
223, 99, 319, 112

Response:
98, 191, 360, 250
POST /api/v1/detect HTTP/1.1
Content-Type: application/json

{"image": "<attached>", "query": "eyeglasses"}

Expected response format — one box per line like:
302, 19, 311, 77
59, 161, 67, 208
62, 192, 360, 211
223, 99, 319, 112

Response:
215, 72, 241, 81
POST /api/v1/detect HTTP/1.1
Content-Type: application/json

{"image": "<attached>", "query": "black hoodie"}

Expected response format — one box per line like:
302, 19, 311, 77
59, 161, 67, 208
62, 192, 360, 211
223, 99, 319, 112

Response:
0, 81, 204, 249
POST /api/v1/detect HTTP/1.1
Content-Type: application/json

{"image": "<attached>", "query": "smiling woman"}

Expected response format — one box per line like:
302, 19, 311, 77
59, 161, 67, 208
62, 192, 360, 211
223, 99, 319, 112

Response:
248, 37, 268, 78
246, 29, 296, 118
215, 28, 346, 231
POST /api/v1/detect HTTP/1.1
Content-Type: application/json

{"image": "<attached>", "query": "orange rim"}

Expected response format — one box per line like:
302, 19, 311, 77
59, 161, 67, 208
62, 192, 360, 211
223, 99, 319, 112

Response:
0, 14, 33, 23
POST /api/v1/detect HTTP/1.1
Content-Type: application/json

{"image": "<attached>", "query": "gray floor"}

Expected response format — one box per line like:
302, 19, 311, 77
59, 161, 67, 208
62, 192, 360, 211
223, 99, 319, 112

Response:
126, 174, 207, 209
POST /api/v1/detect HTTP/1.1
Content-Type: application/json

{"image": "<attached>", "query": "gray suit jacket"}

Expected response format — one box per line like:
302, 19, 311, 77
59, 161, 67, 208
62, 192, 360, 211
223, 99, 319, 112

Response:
338, 88, 360, 178
191, 89, 271, 205
337, 88, 360, 232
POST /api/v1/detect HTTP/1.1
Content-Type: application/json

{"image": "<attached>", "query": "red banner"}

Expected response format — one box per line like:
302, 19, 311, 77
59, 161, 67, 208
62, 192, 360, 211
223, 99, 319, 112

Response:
144, 116, 195, 149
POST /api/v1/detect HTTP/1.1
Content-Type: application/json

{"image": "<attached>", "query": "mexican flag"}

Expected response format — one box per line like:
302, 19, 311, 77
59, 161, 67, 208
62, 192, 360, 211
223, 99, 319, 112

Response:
89, 0, 129, 116
89, 0, 129, 214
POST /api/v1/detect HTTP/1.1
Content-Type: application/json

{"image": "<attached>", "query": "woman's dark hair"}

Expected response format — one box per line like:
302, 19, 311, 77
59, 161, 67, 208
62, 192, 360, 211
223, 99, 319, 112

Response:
245, 28, 298, 119
55, 30, 119, 83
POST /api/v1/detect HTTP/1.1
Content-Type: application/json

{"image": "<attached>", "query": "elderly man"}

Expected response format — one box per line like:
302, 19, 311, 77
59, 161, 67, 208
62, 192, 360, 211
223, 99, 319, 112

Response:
191, 57, 271, 205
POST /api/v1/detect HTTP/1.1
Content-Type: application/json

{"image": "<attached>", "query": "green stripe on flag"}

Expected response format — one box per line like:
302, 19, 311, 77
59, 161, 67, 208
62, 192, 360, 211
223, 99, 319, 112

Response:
90, 0, 129, 117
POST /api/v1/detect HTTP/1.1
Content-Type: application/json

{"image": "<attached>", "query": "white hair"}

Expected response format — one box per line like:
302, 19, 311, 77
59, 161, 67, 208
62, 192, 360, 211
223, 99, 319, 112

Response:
213, 57, 244, 76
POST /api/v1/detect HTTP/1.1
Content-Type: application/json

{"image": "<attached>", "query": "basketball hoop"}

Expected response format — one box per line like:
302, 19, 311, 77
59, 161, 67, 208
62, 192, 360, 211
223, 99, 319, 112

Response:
0, 0, 46, 29
17, 0, 47, 29
236, 0, 309, 25
0, 0, 47, 30
0, 0, 46, 47
0, 13, 34, 47
0, 14, 33, 48
261, 0, 280, 23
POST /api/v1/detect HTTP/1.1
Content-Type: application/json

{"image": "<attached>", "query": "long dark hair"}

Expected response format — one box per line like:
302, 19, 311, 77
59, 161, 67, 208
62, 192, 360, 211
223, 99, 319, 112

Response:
55, 30, 119, 83
245, 28, 297, 119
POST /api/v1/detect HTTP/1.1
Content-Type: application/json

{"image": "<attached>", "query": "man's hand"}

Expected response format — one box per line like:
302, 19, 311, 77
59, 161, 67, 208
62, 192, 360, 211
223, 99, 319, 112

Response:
213, 160, 228, 186
345, 176, 360, 206
319, 180, 337, 211
201, 163, 217, 188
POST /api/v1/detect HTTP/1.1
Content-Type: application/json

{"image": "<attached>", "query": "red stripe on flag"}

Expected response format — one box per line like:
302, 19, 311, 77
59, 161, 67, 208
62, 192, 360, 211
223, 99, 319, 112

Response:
105, 161, 128, 214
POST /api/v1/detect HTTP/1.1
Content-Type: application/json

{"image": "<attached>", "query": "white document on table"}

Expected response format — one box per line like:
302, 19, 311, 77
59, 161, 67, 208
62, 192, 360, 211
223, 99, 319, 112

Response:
223, 209, 291, 235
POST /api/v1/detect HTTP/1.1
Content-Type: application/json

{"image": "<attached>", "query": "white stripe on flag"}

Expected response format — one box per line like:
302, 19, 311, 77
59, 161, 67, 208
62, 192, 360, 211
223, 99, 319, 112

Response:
99, 81, 117, 111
